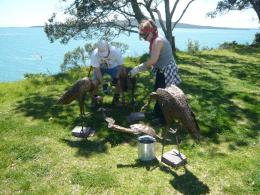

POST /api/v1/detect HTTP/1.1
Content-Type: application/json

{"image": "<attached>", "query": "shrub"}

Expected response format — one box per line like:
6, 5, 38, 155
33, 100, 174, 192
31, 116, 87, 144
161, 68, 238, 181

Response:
187, 39, 199, 53
139, 53, 150, 63
60, 41, 129, 72
252, 33, 260, 45
201, 46, 213, 51
218, 41, 238, 49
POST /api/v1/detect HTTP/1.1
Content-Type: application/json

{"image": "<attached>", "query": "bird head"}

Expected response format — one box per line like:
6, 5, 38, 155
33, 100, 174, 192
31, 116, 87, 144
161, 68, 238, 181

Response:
150, 91, 158, 99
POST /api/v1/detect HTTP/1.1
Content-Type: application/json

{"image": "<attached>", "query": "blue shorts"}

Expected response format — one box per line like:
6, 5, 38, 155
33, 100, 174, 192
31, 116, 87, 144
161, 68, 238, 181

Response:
94, 66, 120, 80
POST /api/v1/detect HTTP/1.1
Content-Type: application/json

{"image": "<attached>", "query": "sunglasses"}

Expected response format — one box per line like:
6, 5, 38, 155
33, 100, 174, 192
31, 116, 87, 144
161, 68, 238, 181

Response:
139, 32, 149, 40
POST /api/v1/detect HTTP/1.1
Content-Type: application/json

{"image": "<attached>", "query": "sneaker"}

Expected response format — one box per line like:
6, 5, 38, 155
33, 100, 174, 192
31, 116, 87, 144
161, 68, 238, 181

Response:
112, 94, 121, 106
90, 95, 103, 108
111, 78, 118, 86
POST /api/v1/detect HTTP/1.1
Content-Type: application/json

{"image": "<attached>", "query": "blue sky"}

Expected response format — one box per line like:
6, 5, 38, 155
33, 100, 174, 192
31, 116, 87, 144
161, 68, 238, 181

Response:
0, 0, 259, 28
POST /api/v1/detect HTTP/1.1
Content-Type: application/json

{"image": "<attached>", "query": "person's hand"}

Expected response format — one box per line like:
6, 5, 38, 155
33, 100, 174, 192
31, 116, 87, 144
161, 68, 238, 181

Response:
129, 63, 147, 77
129, 66, 140, 77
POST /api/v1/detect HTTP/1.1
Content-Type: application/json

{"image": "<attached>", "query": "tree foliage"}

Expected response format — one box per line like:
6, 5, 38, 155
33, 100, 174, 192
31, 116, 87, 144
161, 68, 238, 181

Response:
207, 0, 260, 22
253, 33, 260, 45
60, 42, 129, 71
44, 0, 196, 51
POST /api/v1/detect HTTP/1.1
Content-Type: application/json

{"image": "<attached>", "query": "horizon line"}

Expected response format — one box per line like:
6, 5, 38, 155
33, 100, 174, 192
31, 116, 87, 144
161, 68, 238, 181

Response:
0, 22, 259, 30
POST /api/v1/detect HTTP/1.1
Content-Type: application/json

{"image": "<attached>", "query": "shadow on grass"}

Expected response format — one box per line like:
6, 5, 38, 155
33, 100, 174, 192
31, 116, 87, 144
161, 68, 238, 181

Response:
60, 138, 109, 157
165, 166, 210, 195
117, 160, 210, 194
14, 92, 76, 127
14, 68, 259, 147
14, 47, 259, 154
179, 58, 259, 144
195, 52, 260, 84
14, 91, 143, 158
117, 159, 160, 171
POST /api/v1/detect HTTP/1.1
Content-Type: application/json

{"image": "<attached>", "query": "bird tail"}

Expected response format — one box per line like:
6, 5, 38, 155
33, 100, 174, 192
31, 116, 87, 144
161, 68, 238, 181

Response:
57, 79, 85, 105
57, 89, 76, 104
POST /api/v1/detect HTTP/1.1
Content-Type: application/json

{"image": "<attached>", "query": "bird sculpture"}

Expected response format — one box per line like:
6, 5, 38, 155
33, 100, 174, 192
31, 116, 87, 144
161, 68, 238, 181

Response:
98, 108, 160, 139
119, 67, 137, 105
57, 67, 136, 130
58, 67, 136, 112
143, 85, 201, 141
57, 77, 96, 116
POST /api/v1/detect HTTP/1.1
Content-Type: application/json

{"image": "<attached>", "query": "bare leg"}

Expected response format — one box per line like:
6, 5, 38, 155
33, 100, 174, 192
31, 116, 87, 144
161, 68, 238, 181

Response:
117, 66, 127, 105
91, 68, 102, 107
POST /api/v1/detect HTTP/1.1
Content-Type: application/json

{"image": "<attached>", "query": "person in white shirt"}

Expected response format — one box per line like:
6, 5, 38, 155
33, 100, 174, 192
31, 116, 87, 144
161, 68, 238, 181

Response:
90, 40, 124, 106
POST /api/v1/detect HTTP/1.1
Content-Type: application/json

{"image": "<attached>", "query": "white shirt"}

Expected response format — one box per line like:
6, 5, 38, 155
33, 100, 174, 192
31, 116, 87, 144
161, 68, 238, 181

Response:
90, 46, 124, 68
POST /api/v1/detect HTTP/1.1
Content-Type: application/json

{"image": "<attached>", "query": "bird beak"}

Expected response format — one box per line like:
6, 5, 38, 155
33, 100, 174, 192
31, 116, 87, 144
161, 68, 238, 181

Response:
150, 92, 157, 98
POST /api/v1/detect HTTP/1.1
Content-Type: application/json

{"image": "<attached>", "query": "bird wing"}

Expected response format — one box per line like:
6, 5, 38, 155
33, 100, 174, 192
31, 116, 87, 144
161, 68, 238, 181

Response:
158, 85, 201, 141
130, 124, 157, 137
57, 79, 87, 105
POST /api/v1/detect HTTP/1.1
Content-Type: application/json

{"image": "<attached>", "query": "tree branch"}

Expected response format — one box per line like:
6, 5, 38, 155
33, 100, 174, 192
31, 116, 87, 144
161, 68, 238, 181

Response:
153, 8, 167, 34
172, 0, 196, 30
170, 0, 180, 18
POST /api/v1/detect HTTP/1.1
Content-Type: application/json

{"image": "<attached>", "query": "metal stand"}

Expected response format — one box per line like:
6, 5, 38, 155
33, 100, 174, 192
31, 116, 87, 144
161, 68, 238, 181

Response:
72, 125, 95, 138
71, 115, 95, 138
160, 128, 187, 168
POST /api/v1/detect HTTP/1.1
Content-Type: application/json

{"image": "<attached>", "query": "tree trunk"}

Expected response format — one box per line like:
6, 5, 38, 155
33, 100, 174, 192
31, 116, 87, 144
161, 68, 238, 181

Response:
172, 36, 177, 59
250, 0, 260, 22
164, 0, 176, 57
165, 32, 176, 57
130, 0, 147, 23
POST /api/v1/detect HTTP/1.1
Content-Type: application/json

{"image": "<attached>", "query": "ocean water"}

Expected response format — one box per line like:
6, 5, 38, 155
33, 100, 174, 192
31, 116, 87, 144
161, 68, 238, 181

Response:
0, 27, 259, 82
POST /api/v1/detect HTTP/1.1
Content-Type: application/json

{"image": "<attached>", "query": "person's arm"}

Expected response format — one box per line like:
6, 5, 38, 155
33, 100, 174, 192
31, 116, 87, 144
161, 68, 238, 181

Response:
114, 47, 124, 78
146, 38, 163, 68
130, 38, 163, 76
94, 67, 102, 84
90, 50, 102, 85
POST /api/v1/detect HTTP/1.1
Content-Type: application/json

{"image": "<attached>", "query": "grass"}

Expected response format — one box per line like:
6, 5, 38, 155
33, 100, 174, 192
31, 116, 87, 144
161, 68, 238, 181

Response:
0, 45, 259, 194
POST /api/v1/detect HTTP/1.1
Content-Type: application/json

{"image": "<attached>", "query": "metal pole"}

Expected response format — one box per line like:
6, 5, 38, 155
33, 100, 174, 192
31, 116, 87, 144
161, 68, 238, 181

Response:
161, 127, 166, 161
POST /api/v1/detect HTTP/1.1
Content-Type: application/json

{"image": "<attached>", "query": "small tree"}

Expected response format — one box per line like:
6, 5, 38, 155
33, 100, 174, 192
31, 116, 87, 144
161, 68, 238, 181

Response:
60, 42, 129, 71
187, 39, 199, 53
252, 33, 260, 45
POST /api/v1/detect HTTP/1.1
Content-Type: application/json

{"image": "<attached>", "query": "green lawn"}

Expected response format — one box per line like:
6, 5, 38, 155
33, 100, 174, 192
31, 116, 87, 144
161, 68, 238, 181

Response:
0, 45, 259, 194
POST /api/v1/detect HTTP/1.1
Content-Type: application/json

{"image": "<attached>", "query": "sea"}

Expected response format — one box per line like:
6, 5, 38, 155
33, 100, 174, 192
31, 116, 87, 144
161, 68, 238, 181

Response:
0, 27, 259, 82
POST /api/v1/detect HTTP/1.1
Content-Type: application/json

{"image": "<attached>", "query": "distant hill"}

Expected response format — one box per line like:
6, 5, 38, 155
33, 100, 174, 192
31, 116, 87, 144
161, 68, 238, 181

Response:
175, 22, 251, 30
30, 22, 254, 30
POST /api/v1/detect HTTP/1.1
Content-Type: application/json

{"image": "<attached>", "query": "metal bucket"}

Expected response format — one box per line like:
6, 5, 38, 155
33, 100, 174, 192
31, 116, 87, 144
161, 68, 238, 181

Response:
138, 135, 156, 161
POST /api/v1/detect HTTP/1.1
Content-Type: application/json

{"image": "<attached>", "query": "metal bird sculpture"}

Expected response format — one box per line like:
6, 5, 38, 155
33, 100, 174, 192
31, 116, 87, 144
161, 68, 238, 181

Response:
58, 77, 95, 117
143, 85, 201, 141
105, 117, 160, 139
98, 108, 160, 139
119, 67, 137, 105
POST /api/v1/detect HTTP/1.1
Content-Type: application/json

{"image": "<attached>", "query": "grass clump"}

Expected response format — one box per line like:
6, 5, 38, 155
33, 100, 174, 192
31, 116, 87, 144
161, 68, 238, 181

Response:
71, 168, 119, 189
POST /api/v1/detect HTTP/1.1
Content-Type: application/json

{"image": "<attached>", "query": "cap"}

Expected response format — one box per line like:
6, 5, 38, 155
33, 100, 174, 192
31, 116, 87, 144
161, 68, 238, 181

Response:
97, 40, 109, 57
